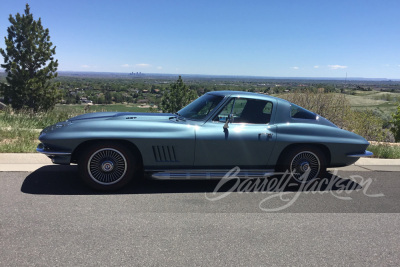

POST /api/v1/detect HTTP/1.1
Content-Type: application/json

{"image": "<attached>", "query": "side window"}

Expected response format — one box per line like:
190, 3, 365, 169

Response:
213, 99, 234, 122
214, 98, 273, 124
291, 104, 316, 120
263, 102, 273, 115
231, 98, 247, 119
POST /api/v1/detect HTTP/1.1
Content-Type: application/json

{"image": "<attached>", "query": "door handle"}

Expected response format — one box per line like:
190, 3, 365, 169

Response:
258, 133, 273, 140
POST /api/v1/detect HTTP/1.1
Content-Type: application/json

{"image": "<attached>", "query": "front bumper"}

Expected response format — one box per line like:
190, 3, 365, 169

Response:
36, 143, 72, 165
347, 150, 373, 157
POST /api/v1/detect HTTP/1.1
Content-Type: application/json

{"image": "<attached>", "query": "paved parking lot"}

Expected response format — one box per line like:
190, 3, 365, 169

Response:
1, 164, 400, 266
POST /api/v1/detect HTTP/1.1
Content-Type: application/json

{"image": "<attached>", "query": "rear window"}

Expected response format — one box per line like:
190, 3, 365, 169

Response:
290, 104, 316, 120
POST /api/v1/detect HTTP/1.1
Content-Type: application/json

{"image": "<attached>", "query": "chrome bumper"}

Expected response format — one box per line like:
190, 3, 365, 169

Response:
347, 150, 373, 157
36, 144, 72, 165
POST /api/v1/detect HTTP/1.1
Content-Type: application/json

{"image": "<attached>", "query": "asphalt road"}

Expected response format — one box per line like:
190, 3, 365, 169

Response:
1, 166, 400, 266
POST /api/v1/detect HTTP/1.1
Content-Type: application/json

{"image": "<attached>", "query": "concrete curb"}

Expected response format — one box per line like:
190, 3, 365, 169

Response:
355, 157, 400, 166
0, 153, 53, 172
0, 153, 51, 164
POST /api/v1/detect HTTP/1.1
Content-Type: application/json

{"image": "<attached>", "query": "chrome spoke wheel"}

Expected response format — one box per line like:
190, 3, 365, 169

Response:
87, 148, 127, 185
290, 151, 320, 182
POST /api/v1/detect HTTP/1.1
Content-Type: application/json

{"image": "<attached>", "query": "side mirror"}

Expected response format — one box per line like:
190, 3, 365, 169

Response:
223, 114, 233, 129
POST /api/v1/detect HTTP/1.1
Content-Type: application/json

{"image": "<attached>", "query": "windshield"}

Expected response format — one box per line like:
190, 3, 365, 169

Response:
177, 94, 224, 120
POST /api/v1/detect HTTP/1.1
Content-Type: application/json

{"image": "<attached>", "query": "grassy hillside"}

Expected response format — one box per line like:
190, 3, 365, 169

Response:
54, 103, 151, 113
345, 90, 399, 118
0, 104, 151, 153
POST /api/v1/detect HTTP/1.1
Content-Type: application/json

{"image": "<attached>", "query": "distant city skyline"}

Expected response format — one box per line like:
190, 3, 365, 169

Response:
0, 0, 399, 79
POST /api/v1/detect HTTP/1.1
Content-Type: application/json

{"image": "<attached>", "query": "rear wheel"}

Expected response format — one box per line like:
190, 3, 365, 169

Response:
78, 142, 137, 191
278, 146, 326, 183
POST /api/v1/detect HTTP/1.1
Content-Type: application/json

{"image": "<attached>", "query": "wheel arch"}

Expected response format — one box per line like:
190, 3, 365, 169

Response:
71, 139, 143, 169
276, 143, 331, 167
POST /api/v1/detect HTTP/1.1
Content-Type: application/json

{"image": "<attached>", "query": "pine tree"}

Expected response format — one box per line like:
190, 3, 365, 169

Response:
160, 76, 197, 113
0, 4, 59, 111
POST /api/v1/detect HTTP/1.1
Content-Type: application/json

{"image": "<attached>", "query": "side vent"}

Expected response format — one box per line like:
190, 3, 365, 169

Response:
152, 146, 178, 162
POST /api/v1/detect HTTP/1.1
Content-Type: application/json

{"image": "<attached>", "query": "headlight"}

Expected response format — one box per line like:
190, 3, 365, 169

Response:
55, 120, 73, 129
39, 120, 72, 137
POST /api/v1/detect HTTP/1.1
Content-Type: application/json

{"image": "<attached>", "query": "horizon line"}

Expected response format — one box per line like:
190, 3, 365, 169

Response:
55, 70, 400, 81
1, 69, 399, 81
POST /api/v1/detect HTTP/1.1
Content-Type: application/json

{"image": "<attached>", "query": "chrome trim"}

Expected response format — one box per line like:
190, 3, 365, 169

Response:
36, 147, 71, 156
149, 169, 275, 180
347, 150, 373, 157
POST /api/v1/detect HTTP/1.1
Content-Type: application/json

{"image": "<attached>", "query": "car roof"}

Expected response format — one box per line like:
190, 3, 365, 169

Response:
207, 90, 288, 103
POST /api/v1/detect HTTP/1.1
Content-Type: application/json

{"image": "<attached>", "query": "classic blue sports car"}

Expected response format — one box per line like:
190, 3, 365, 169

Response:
37, 91, 372, 190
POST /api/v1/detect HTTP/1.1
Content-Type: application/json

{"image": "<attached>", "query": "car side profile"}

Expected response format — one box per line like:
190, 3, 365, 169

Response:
37, 91, 372, 190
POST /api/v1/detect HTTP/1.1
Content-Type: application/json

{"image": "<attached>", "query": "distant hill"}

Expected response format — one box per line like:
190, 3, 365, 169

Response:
1, 70, 398, 82
56, 71, 399, 82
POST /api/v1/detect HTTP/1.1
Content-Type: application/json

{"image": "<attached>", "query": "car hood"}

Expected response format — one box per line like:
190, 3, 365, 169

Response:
68, 112, 176, 122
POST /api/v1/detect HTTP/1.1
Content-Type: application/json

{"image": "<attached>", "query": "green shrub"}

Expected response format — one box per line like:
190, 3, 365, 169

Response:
281, 90, 388, 141
391, 104, 400, 142
345, 110, 387, 142
281, 90, 350, 128
368, 144, 400, 159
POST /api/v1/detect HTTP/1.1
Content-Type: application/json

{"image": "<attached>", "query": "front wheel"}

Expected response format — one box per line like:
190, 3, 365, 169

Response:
78, 142, 137, 191
278, 146, 327, 183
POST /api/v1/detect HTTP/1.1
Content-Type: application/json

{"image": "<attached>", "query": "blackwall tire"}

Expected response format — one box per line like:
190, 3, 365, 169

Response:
279, 146, 327, 183
78, 142, 137, 191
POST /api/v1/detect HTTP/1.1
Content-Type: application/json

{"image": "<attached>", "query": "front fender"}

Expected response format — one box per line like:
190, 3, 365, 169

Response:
39, 120, 197, 167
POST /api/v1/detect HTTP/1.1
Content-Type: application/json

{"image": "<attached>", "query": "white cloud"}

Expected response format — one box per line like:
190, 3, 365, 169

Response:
121, 64, 130, 68
328, 65, 348, 70
291, 66, 299, 70
156, 66, 163, 70
314, 65, 320, 69
80, 64, 99, 69
135, 63, 151, 68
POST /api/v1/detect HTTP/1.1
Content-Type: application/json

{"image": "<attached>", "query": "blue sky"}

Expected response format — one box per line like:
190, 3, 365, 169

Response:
1, 0, 399, 78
